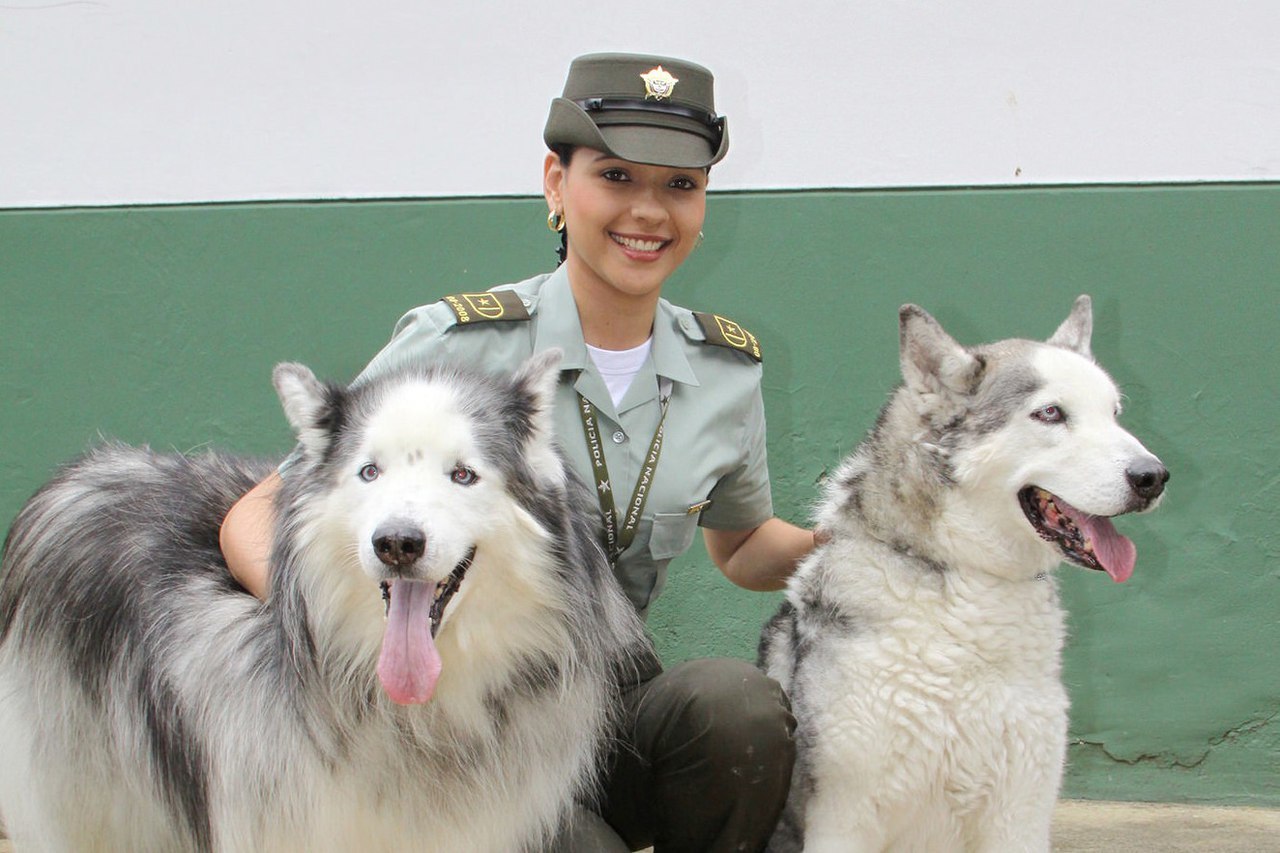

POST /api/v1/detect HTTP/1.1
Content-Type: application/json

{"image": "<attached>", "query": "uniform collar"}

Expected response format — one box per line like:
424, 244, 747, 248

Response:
652, 299, 699, 387
531, 265, 699, 389
532, 265, 591, 373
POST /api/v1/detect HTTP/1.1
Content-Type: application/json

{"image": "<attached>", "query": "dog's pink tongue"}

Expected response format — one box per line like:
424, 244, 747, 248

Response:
1077, 514, 1137, 583
377, 579, 441, 705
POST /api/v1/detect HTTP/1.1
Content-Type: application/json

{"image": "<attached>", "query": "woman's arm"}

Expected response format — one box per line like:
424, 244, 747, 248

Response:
219, 472, 282, 600
703, 518, 816, 592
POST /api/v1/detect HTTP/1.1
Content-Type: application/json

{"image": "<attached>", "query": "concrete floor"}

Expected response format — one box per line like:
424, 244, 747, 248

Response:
2, 800, 1278, 850
1051, 800, 1280, 852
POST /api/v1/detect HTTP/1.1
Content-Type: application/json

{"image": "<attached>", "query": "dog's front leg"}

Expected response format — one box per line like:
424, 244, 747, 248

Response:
965, 761, 1059, 852
966, 707, 1064, 853
968, 815, 1052, 853
801, 793, 888, 853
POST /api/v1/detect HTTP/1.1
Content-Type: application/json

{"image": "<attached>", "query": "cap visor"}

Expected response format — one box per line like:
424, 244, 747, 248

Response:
597, 124, 717, 168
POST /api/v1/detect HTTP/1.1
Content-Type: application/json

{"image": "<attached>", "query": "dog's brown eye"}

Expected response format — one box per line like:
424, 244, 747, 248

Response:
1031, 405, 1066, 424
451, 465, 479, 486
358, 463, 380, 482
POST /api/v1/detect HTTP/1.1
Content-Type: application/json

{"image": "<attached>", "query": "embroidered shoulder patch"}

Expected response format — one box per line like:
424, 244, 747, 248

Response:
440, 291, 530, 325
693, 312, 762, 362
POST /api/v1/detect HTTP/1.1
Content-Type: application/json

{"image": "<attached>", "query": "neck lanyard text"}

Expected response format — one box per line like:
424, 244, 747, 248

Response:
576, 387, 670, 565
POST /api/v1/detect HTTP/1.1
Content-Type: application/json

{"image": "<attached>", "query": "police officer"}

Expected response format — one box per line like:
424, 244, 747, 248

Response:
222, 52, 815, 852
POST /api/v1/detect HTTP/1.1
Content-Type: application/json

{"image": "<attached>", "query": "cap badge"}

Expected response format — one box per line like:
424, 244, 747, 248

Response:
640, 66, 679, 100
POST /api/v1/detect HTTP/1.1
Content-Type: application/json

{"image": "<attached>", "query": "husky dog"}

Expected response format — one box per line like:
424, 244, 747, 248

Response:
760, 297, 1168, 852
0, 352, 648, 852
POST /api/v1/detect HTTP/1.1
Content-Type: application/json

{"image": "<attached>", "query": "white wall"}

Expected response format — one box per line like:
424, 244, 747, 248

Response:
2, 0, 1276, 207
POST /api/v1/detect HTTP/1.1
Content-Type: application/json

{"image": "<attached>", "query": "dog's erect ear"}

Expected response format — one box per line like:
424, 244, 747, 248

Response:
511, 348, 563, 420
507, 349, 564, 466
273, 362, 342, 458
899, 305, 984, 399
1047, 294, 1093, 359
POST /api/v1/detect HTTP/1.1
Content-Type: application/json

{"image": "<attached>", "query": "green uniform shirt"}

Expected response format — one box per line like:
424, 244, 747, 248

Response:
349, 265, 773, 618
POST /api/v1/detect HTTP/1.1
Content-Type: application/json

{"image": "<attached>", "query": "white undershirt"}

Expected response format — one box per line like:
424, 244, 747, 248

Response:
586, 339, 653, 407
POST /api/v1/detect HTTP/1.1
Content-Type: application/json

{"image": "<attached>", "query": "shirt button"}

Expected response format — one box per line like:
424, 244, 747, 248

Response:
612, 430, 627, 444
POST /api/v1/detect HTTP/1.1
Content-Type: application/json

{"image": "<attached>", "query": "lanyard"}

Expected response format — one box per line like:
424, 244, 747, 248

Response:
577, 383, 670, 565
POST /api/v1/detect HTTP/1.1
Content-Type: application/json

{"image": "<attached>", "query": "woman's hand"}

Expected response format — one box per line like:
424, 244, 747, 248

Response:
219, 473, 281, 600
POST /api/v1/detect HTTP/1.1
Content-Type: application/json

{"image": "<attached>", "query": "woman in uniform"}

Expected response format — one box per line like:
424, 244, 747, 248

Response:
221, 52, 814, 852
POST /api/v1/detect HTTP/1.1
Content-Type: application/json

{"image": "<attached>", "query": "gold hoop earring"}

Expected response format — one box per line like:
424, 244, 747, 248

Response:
547, 209, 565, 233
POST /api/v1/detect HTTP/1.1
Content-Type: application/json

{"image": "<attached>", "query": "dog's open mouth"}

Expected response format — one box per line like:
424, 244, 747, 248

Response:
379, 547, 475, 638
376, 547, 476, 706
1018, 487, 1135, 583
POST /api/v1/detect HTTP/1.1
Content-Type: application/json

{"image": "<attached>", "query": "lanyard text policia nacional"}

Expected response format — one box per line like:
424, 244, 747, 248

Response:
577, 389, 670, 566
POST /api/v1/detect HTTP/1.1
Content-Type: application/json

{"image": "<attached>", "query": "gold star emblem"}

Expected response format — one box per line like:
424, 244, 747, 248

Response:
462, 293, 506, 319
640, 66, 678, 100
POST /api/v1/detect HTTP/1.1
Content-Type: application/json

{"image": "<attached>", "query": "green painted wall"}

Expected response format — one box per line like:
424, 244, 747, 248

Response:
2, 185, 1277, 805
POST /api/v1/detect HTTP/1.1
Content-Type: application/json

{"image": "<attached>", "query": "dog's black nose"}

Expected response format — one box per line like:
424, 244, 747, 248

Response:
373, 526, 427, 569
1127, 459, 1169, 501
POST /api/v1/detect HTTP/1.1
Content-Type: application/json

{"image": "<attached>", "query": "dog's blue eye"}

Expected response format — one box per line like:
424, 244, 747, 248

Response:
451, 465, 479, 486
1031, 405, 1066, 424
358, 463, 380, 482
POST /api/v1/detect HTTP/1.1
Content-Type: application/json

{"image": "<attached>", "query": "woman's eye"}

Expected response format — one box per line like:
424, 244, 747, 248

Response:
669, 175, 700, 190
451, 465, 479, 486
601, 168, 629, 182
358, 463, 380, 482
1031, 405, 1066, 425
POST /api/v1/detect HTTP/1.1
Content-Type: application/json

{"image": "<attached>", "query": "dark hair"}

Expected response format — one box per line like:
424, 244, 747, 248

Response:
551, 145, 574, 265
551, 144, 575, 166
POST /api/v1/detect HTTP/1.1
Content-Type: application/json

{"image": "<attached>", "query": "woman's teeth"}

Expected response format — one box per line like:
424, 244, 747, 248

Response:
612, 234, 665, 252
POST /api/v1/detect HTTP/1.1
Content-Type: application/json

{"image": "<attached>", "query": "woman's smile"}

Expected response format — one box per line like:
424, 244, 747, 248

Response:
610, 232, 671, 258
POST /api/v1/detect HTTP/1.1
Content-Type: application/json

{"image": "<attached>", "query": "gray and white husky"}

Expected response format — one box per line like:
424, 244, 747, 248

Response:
0, 351, 648, 852
760, 297, 1168, 852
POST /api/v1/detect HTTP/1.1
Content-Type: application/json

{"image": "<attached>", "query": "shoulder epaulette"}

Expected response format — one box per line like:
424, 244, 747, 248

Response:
692, 312, 762, 363
440, 291, 531, 326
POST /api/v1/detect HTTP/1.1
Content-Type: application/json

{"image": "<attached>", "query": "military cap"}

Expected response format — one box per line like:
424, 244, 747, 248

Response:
544, 52, 729, 168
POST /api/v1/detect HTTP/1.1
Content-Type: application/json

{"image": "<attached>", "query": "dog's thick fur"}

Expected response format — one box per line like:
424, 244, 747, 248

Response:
0, 352, 649, 852
760, 297, 1168, 852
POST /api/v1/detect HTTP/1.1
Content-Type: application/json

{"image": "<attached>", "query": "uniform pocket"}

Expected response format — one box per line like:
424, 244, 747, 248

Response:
648, 512, 699, 561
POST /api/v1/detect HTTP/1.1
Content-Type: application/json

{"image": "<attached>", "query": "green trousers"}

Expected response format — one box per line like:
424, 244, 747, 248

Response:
559, 657, 796, 853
